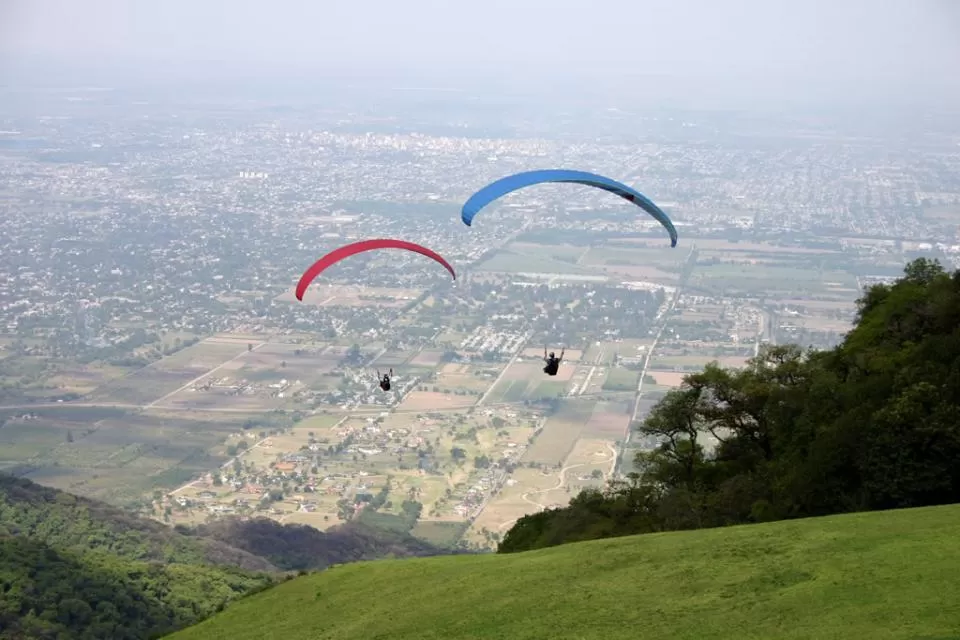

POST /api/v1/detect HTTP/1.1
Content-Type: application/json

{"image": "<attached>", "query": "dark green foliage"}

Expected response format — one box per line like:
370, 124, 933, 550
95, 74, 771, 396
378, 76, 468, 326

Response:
0, 475, 277, 573
0, 475, 279, 639
501, 259, 960, 553
192, 516, 451, 572
0, 475, 458, 638
0, 536, 274, 640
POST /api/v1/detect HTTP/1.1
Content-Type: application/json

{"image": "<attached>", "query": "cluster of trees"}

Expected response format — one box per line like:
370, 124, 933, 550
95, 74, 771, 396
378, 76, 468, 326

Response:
500, 259, 960, 553
0, 536, 276, 640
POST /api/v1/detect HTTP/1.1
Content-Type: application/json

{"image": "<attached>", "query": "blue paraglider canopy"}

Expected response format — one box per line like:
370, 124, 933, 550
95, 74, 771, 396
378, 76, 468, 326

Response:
461, 169, 678, 248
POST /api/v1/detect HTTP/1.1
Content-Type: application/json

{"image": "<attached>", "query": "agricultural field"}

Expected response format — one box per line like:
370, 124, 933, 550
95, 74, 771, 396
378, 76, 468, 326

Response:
582, 399, 632, 440
1, 406, 247, 506
274, 283, 424, 308
504, 242, 588, 263
645, 370, 687, 388
522, 399, 596, 466
484, 360, 576, 404
86, 338, 256, 405
474, 249, 597, 276
601, 367, 639, 392
649, 353, 751, 372
32, 362, 136, 398
466, 400, 625, 547
688, 258, 860, 298
579, 245, 686, 283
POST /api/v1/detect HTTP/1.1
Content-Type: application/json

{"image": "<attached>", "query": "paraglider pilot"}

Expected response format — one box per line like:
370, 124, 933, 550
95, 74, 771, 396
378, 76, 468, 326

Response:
543, 348, 564, 376
377, 368, 393, 392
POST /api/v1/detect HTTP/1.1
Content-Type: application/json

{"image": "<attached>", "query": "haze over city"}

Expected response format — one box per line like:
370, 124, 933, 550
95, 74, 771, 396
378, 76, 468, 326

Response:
3, 0, 960, 108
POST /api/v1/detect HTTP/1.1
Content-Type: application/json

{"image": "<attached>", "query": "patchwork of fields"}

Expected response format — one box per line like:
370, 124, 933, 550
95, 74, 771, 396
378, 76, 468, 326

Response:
0, 234, 863, 549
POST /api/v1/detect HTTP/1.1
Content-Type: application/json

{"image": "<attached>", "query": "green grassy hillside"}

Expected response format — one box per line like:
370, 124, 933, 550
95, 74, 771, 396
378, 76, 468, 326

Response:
167, 503, 960, 640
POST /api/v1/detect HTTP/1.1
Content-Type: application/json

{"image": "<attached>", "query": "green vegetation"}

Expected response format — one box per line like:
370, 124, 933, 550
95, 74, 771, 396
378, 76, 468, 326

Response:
167, 503, 960, 640
0, 475, 458, 639
0, 536, 276, 640
190, 516, 450, 572
476, 250, 595, 275
601, 366, 638, 391
0, 475, 276, 572
501, 259, 960, 553
0, 475, 279, 639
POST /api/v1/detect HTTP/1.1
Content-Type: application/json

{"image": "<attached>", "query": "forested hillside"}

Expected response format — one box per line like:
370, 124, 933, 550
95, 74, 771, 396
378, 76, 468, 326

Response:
189, 516, 457, 572
0, 475, 452, 639
501, 258, 960, 553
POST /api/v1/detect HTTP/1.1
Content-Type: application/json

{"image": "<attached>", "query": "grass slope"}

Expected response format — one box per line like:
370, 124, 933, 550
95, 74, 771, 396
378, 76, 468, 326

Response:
168, 504, 960, 640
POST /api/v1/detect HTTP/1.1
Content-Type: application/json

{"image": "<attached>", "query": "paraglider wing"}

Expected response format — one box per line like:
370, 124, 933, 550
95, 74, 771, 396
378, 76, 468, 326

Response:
295, 239, 456, 301
461, 169, 678, 247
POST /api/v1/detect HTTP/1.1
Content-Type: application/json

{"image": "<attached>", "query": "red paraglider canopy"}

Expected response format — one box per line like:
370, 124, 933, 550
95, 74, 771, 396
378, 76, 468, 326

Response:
295, 238, 456, 301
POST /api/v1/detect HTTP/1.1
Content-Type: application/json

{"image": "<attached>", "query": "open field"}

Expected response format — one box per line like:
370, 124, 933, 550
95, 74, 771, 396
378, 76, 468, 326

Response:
371, 350, 417, 368
274, 283, 424, 307
522, 400, 596, 466
650, 354, 751, 371
921, 204, 960, 221
147, 341, 343, 411
599, 264, 681, 282
646, 370, 687, 388
601, 367, 639, 392
86, 339, 256, 405
583, 400, 632, 439
535, 437, 617, 508
433, 364, 498, 394
410, 521, 468, 548
776, 298, 858, 311
39, 362, 136, 397
409, 349, 445, 367
689, 261, 859, 297
466, 466, 572, 538
399, 391, 478, 410
475, 250, 596, 275
5, 407, 242, 505
484, 360, 577, 404
673, 237, 839, 254
578, 246, 685, 282
504, 242, 587, 262
172, 504, 960, 640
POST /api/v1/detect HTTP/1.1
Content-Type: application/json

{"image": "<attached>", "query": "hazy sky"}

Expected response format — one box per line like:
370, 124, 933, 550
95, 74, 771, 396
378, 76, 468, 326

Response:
2, 0, 958, 107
